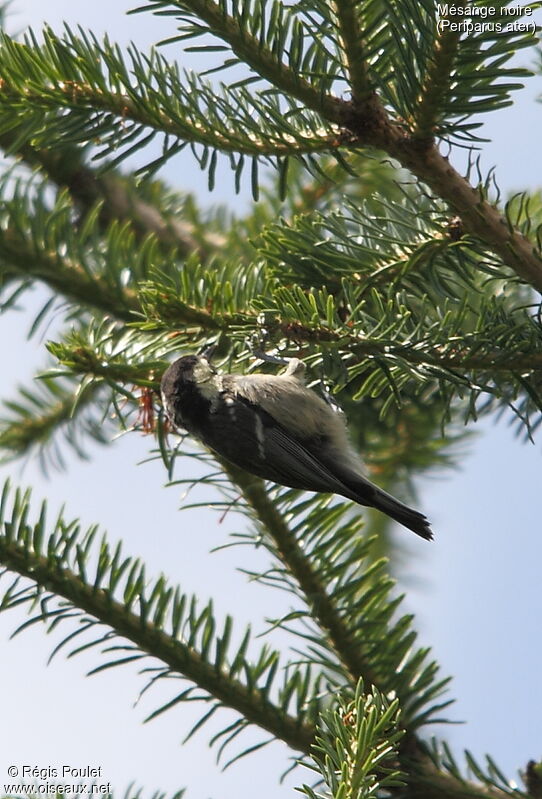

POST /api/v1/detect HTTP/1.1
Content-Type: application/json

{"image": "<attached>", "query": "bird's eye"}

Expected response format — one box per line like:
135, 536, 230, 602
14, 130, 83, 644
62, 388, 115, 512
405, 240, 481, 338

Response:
179, 356, 198, 373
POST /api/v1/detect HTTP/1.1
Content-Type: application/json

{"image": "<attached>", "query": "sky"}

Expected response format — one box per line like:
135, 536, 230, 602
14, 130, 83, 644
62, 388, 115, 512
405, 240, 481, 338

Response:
0, 3, 541, 799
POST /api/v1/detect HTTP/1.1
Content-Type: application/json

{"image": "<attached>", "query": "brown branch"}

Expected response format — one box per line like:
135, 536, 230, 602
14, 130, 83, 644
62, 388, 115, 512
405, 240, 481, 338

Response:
325, 104, 542, 293
0, 131, 220, 259
388, 139, 542, 293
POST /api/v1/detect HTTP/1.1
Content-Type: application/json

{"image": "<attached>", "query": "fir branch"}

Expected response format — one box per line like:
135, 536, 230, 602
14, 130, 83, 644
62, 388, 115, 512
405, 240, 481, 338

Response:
0, 130, 214, 258
331, 0, 373, 103
219, 460, 381, 688
140, 0, 346, 121
0, 377, 107, 469
0, 480, 518, 799
0, 221, 139, 322
0, 81, 328, 157
148, 308, 542, 375
390, 143, 542, 293
0, 487, 316, 755
1, 20, 540, 290
45, 302, 542, 443
413, 0, 466, 138
147, 0, 542, 291
196, 462, 514, 799
0, 30, 342, 159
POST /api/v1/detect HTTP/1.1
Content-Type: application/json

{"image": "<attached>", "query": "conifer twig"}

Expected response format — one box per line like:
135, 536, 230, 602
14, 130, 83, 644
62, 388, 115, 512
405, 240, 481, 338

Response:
216, 462, 516, 799
0, 220, 139, 321
0, 131, 221, 258
331, 0, 373, 103
220, 461, 381, 687
413, 0, 467, 138
0, 537, 316, 754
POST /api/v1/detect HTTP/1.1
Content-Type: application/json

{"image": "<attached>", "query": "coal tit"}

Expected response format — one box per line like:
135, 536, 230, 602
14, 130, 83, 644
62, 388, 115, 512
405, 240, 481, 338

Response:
161, 355, 433, 540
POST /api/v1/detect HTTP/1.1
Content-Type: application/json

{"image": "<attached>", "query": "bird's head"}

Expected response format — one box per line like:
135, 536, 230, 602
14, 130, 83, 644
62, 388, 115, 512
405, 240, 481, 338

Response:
160, 355, 219, 431
162, 354, 215, 387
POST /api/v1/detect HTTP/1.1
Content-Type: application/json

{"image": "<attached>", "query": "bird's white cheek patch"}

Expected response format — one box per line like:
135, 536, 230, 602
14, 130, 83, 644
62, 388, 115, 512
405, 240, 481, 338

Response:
255, 415, 266, 459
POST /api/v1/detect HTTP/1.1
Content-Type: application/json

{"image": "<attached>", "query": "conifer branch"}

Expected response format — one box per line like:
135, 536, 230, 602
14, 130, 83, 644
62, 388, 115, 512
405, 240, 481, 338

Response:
0, 380, 105, 464
412, 1, 466, 138
388, 140, 542, 293
0, 225, 139, 322
0, 76, 339, 157
212, 463, 515, 799
0, 131, 215, 258
331, 0, 373, 103
145, 0, 346, 121
0, 537, 316, 754
220, 460, 381, 688
337, 113, 542, 293
149, 309, 542, 374
2, 24, 540, 289
0, 517, 517, 799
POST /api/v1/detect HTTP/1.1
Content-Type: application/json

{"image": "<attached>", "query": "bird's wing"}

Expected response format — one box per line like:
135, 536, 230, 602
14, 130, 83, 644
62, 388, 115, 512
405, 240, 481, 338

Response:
199, 391, 357, 495
199, 390, 433, 538
262, 422, 357, 494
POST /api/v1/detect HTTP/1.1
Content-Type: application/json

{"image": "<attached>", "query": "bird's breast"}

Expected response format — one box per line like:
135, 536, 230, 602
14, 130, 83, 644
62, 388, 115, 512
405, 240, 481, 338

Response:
170, 380, 212, 433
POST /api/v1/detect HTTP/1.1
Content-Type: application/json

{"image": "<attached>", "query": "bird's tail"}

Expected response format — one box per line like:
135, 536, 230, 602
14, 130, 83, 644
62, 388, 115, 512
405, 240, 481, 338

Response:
333, 466, 433, 540
368, 488, 433, 540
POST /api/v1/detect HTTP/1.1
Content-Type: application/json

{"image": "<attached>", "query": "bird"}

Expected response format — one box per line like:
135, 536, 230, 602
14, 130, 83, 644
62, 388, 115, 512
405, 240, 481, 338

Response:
160, 354, 433, 540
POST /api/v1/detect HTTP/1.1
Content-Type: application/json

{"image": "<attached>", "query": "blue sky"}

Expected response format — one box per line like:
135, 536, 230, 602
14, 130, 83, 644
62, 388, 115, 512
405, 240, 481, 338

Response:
0, 3, 541, 798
